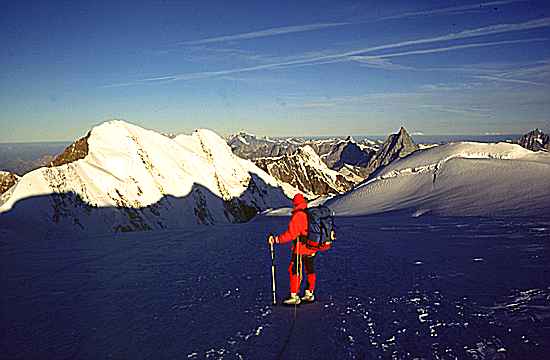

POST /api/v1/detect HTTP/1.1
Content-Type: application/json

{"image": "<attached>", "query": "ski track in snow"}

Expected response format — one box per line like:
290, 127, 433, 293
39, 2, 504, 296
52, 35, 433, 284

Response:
1, 215, 550, 359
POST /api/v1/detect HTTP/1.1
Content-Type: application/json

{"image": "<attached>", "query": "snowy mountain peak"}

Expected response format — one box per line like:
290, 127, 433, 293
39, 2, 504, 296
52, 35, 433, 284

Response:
0, 121, 291, 234
366, 127, 419, 176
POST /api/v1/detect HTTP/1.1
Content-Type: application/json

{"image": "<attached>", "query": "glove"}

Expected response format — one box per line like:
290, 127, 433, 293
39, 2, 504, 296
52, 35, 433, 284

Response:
268, 235, 278, 245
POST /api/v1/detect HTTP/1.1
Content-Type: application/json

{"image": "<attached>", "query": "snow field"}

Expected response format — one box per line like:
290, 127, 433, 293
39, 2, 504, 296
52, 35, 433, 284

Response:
329, 142, 550, 217
2, 215, 549, 359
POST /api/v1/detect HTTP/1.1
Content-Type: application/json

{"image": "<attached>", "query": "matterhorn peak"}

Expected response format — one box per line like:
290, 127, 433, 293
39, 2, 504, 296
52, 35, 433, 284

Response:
365, 126, 419, 177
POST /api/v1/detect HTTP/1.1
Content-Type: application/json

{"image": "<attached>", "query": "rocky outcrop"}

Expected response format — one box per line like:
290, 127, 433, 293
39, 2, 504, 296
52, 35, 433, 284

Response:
516, 129, 549, 152
321, 137, 375, 170
0, 171, 19, 195
255, 145, 355, 196
50, 132, 91, 167
366, 127, 419, 176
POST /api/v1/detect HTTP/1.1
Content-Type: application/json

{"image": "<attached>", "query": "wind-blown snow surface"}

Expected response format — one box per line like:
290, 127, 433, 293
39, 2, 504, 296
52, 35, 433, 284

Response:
2, 215, 549, 359
329, 142, 550, 217
0, 121, 291, 234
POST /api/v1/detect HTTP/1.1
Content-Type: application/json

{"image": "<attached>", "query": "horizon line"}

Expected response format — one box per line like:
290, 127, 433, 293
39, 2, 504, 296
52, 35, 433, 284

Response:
0, 132, 531, 144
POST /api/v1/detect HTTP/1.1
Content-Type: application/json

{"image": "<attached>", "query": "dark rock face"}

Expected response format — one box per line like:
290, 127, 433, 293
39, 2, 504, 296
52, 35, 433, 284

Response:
306, 139, 343, 158
366, 127, 419, 176
0, 172, 19, 195
229, 129, 419, 188
255, 146, 354, 196
516, 129, 550, 152
323, 138, 375, 170
50, 132, 91, 167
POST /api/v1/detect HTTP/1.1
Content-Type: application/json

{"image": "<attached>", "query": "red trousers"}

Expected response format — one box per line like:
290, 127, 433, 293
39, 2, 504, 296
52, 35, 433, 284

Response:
288, 253, 316, 294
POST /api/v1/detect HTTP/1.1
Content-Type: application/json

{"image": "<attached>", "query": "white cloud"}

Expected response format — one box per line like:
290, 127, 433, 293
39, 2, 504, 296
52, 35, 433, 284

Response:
349, 56, 414, 70
473, 75, 546, 86
419, 104, 492, 117
337, 17, 550, 58
354, 38, 547, 60
180, 22, 350, 45
178, 1, 526, 46
107, 16, 550, 87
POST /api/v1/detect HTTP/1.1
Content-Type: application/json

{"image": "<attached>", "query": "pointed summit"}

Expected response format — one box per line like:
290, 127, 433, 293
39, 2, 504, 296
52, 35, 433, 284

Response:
366, 127, 419, 176
50, 132, 91, 167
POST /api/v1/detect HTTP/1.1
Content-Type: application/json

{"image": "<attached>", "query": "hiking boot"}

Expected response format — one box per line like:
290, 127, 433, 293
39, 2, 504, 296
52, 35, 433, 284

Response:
301, 290, 315, 302
283, 293, 301, 305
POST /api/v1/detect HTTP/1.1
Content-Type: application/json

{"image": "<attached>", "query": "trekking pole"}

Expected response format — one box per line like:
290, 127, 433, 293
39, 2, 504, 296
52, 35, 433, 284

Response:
269, 234, 277, 305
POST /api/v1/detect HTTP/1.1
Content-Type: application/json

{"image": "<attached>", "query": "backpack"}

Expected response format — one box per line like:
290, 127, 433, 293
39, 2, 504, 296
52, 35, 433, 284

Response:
300, 205, 336, 249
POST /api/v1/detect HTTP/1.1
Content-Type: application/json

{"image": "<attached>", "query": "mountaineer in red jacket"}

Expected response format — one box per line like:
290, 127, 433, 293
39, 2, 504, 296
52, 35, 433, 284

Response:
268, 193, 330, 305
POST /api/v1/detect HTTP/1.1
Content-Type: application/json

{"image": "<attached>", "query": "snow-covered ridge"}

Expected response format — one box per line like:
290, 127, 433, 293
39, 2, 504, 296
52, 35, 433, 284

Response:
0, 120, 292, 234
364, 142, 540, 185
328, 141, 550, 217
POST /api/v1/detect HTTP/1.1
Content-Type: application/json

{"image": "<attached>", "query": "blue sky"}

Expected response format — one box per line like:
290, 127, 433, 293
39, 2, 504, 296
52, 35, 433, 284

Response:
1, 0, 550, 141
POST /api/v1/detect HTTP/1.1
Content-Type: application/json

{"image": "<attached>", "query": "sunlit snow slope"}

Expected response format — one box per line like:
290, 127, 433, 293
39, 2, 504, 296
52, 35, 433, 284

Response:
328, 142, 550, 217
0, 120, 291, 234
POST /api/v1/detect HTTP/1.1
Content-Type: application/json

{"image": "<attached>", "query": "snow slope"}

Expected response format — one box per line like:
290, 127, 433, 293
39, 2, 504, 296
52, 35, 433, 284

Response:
328, 142, 550, 217
0, 120, 292, 234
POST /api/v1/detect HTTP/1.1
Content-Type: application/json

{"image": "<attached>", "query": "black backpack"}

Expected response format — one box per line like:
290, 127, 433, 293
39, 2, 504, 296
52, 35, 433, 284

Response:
299, 205, 336, 249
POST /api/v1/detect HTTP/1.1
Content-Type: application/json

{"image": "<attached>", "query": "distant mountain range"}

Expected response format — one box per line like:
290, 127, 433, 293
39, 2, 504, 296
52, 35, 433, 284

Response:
231, 127, 419, 193
0, 142, 68, 175
1, 124, 549, 235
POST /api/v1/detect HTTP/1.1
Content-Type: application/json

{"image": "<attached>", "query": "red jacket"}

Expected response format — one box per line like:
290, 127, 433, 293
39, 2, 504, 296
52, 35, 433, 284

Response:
276, 197, 331, 256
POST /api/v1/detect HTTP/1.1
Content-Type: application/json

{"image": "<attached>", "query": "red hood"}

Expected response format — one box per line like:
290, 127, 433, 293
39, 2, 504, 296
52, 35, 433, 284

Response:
294, 202, 307, 211
292, 193, 307, 211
